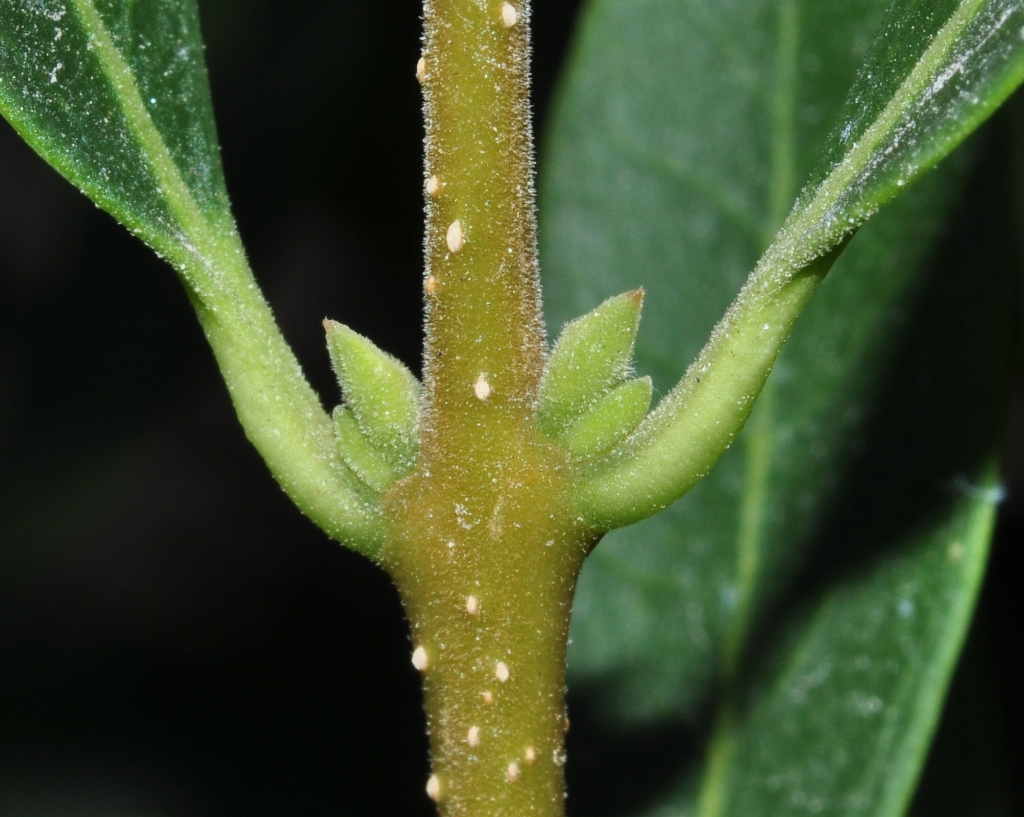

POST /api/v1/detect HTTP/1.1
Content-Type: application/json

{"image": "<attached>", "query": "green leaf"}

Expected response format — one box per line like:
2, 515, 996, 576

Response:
539, 289, 644, 441
560, 376, 653, 460
568, 0, 1024, 528
689, 487, 997, 817
541, 0, 1016, 810
332, 407, 405, 494
795, 0, 1024, 247
325, 320, 422, 475
0, 0, 232, 281
0, 0, 385, 555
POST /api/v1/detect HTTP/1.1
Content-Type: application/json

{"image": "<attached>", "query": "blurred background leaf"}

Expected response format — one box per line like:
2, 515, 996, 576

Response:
542, 0, 1023, 814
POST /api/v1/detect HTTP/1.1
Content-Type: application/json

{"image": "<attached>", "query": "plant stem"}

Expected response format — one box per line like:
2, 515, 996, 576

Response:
382, 1, 596, 814
417, 0, 544, 422
384, 472, 591, 816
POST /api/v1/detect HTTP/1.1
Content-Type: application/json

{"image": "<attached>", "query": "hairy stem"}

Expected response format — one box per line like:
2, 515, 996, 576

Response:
384, 459, 592, 817
418, 0, 544, 426
382, 1, 594, 814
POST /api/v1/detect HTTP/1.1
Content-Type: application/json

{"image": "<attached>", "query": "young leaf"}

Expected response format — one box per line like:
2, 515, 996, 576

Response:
324, 320, 422, 474
332, 407, 405, 493
0, 0, 385, 555
558, 376, 653, 460
538, 289, 643, 440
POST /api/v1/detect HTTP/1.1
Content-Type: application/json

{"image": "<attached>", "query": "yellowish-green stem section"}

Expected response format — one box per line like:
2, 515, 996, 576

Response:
417, 0, 544, 419
382, 1, 596, 815
384, 450, 592, 816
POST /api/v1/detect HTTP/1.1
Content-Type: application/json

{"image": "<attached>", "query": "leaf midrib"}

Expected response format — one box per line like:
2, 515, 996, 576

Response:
772, 0, 990, 264
70, 0, 229, 280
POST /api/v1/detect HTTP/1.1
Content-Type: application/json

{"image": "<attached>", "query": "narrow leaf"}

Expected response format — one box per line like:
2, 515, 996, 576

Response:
332, 407, 404, 493
688, 483, 998, 817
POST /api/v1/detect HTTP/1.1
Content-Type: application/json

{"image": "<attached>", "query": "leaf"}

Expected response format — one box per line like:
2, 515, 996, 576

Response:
713, 497, 996, 817
0, 0, 385, 555
794, 0, 1024, 248
0, 0, 231, 281
332, 407, 404, 493
324, 320, 422, 474
653, 479, 998, 817
567, 0, 1024, 529
539, 289, 644, 441
560, 376, 653, 460
541, 0, 1017, 811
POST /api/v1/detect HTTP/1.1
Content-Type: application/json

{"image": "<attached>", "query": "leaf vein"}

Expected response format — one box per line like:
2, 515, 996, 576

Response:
70, 0, 226, 284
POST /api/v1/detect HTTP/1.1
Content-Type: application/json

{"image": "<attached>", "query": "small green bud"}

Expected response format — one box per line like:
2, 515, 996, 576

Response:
324, 320, 422, 471
538, 290, 643, 439
332, 407, 402, 492
559, 377, 653, 459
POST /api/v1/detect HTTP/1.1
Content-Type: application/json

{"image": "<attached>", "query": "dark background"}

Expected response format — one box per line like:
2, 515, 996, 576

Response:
0, 0, 1020, 814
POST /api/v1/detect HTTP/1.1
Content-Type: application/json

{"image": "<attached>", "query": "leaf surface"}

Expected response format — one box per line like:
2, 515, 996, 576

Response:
0, 0, 231, 278
541, 0, 1017, 811
689, 487, 998, 817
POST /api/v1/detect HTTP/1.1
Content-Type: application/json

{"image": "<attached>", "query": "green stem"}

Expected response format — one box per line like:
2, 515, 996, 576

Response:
384, 471, 592, 817
418, 0, 545, 431
382, 1, 595, 814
